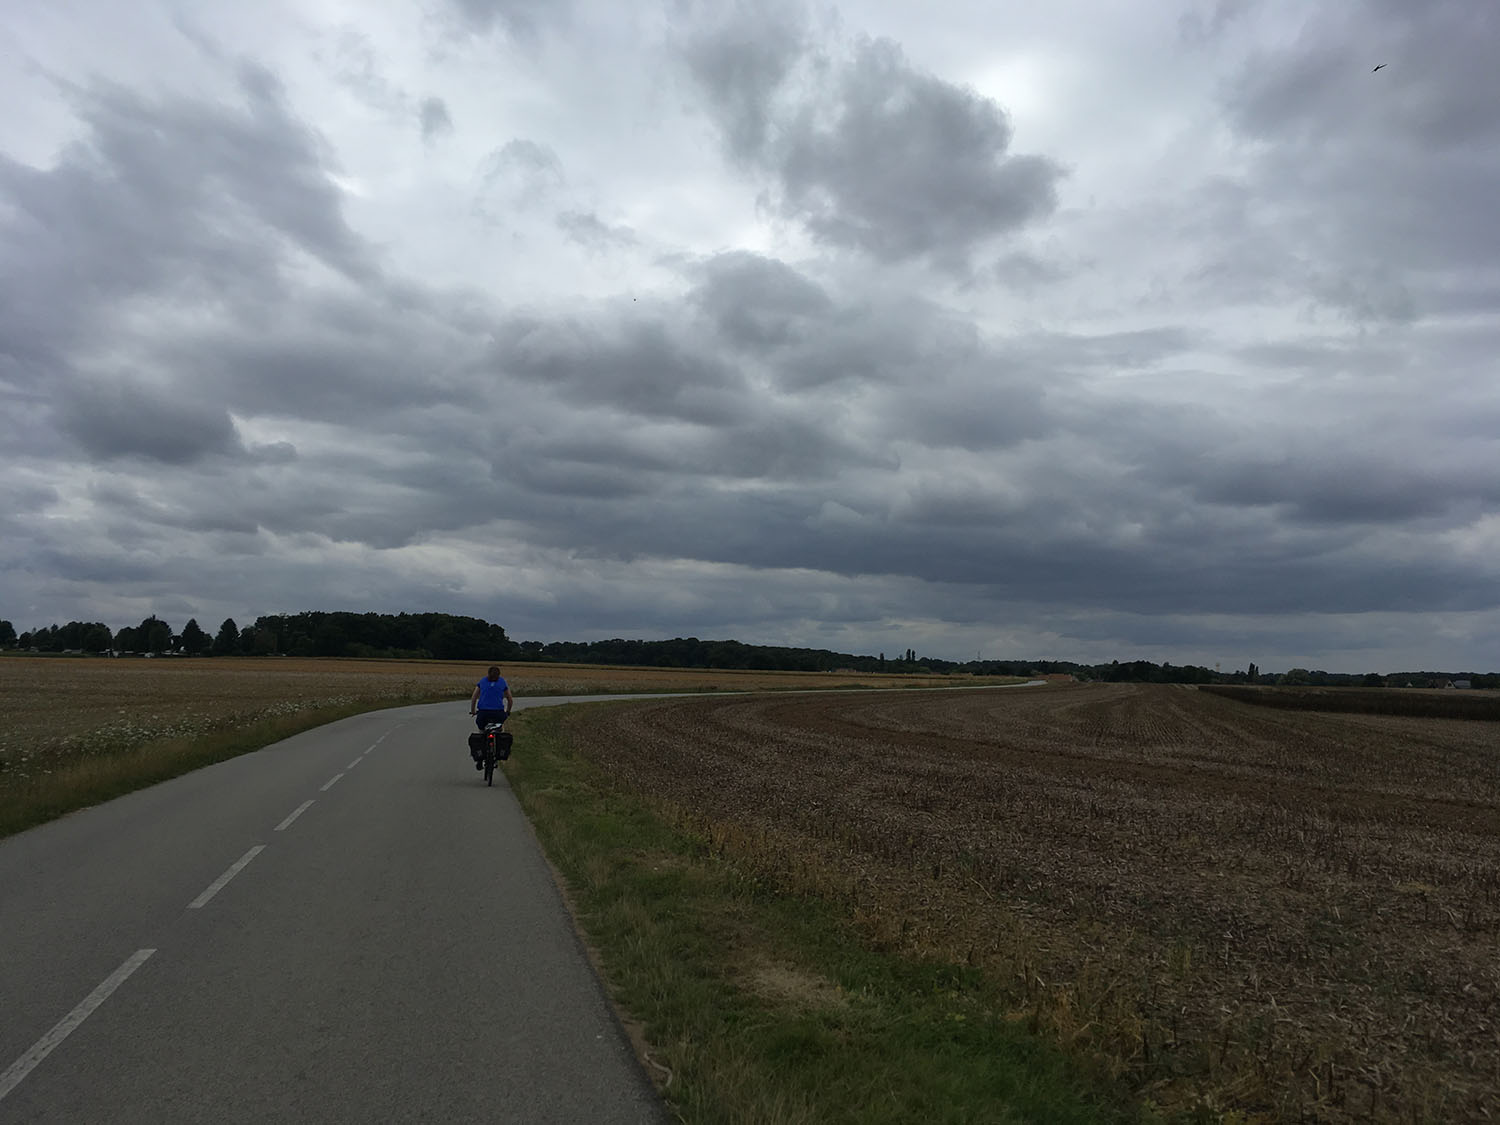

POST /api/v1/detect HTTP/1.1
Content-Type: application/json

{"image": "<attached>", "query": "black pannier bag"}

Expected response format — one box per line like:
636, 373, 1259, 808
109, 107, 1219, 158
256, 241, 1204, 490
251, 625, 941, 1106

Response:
469, 730, 514, 759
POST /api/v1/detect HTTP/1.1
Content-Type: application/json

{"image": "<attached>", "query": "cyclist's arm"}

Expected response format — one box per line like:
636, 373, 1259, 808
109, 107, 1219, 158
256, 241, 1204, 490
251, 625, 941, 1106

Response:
504, 687, 514, 713
469, 684, 480, 713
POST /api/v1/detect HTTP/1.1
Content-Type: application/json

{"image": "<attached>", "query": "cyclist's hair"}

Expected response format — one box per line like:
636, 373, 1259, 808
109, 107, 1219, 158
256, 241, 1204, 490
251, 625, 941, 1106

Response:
487, 665, 501, 679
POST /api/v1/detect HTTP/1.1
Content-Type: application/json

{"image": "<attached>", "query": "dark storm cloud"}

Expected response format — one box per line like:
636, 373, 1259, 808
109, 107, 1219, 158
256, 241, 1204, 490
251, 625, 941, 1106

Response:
1212, 4, 1500, 321
0, 62, 375, 386
26, 545, 162, 586
895, 381, 1052, 452
1189, 456, 1485, 524
1074, 381, 1500, 546
1168, 415, 1500, 528
0, 393, 56, 459
1227, 4, 1500, 151
476, 344, 1492, 622
0, 476, 60, 577
767, 305, 976, 391
739, 496, 1492, 618
58, 380, 244, 464
776, 37, 1062, 264
493, 315, 750, 425
689, 251, 833, 349
507, 458, 659, 500
678, 14, 1063, 267
73, 433, 500, 551
171, 290, 470, 421
679, 0, 809, 160
87, 478, 262, 537
419, 96, 453, 142
2, 67, 499, 432
0, 54, 509, 562
697, 410, 892, 481
685, 251, 1003, 393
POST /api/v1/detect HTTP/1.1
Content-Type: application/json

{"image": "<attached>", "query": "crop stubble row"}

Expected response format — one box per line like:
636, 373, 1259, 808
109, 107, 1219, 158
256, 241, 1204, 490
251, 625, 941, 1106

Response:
564, 683, 1500, 1122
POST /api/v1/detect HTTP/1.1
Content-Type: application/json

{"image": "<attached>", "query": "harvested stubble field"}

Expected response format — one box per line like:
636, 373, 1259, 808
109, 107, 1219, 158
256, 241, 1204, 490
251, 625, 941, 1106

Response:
0, 656, 990, 826
561, 682, 1500, 1122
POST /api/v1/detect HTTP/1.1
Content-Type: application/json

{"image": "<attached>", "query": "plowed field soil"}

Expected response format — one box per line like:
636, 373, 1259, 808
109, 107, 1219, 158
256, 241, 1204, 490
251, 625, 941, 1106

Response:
563, 683, 1500, 1122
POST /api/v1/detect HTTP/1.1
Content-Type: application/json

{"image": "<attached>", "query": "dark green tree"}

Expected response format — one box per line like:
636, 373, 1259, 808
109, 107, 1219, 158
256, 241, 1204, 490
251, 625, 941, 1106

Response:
179, 618, 209, 655
312, 620, 349, 657
138, 616, 172, 655
212, 618, 240, 656
0, 620, 16, 647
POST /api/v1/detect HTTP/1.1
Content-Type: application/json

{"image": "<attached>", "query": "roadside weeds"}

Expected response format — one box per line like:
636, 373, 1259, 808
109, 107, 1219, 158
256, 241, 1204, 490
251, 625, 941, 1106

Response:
0, 694, 458, 838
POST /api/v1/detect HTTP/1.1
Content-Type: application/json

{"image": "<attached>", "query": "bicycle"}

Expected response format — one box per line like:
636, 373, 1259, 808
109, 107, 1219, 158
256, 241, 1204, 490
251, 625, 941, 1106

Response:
468, 718, 513, 786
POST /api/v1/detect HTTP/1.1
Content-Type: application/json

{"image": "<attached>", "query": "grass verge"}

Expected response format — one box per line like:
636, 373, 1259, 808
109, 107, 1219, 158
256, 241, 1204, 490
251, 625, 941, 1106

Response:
0, 693, 456, 839
503, 705, 1144, 1125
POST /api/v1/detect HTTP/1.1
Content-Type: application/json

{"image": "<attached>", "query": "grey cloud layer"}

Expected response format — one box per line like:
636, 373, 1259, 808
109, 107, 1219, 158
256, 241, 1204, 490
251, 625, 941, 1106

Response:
1214, 3, 1500, 322
2, 0, 1496, 671
678, 8, 1062, 267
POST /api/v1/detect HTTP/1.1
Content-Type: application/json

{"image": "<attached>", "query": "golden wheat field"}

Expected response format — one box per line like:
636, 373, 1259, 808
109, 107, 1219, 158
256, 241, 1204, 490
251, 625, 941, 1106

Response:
562, 682, 1500, 1123
0, 655, 994, 789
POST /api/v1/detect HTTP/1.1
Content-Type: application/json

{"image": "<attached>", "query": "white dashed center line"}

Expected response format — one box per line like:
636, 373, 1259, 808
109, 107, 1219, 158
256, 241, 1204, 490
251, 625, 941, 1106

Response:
188, 846, 265, 909
275, 800, 315, 832
3, 723, 406, 1104
0, 949, 157, 1103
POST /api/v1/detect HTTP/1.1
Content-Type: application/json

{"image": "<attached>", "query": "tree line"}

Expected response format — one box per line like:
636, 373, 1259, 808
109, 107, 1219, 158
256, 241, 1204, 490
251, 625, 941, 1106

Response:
1, 613, 1496, 686
0, 612, 513, 662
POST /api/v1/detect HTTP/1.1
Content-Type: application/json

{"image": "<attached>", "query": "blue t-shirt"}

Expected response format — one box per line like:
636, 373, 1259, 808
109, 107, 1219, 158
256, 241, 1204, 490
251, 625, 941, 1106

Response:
475, 676, 509, 710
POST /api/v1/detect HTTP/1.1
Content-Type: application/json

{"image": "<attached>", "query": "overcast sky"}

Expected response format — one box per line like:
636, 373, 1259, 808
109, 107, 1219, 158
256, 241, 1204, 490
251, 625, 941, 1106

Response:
2, 0, 1497, 672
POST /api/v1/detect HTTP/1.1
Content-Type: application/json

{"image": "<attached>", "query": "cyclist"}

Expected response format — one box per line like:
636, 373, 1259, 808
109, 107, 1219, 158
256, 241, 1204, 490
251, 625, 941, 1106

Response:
470, 665, 513, 729
469, 665, 514, 767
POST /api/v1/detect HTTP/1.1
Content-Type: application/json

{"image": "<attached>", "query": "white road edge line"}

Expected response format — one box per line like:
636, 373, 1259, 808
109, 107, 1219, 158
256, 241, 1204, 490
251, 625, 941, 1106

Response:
188, 846, 265, 909
320, 773, 344, 792
347, 757, 362, 769
275, 801, 314, 832
0, 948, 157, 1103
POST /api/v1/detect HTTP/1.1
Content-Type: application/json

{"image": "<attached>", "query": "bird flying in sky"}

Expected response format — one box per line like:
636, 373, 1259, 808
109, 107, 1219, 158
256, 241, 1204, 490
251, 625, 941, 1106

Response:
1373, 64, 1386, 71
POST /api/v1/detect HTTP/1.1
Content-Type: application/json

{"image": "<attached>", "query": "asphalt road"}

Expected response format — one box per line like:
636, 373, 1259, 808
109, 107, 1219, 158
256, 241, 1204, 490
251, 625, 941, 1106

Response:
0, 698, 668, 1124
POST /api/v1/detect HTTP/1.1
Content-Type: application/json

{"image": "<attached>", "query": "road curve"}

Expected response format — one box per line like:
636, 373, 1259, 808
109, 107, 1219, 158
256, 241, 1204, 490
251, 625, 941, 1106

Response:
0, 699, 667, 1124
